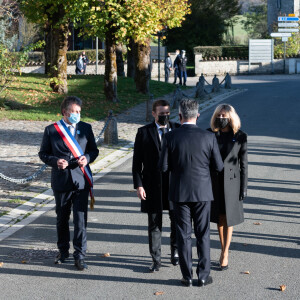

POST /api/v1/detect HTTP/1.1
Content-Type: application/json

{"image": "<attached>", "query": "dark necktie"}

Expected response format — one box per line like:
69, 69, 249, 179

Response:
160, 127, 167, 148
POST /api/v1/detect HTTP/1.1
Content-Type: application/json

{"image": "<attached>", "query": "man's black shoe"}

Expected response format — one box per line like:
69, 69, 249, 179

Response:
75, 259, 88, 271
149, 262, 161, 272
54, 253, 69, 264
171, 249, 179, 266
198, 276, 213, 287
181, 278, 192, 287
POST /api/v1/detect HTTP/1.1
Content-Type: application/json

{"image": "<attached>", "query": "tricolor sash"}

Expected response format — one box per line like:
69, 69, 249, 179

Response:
54, 120, 95, 210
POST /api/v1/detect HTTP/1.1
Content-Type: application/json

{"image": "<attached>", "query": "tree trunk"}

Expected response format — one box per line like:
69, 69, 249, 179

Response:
49, 22, 68, 94
44, 23, 52, 75
127, 38, 135, 78
104, 30, 119, 102
116, 44, 125, 77
134, 38, 151, 94
44, 7, 68, 94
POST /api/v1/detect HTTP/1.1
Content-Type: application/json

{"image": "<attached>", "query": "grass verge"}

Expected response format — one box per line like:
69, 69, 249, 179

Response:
0, 74, 185, 121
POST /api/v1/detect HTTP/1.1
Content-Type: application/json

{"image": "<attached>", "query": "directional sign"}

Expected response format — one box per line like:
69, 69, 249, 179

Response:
278, 28, 299, 33
282, 37, 288, 42
278, 17, 299, 21
278, 23, 299, 27
271, 32, 292, 37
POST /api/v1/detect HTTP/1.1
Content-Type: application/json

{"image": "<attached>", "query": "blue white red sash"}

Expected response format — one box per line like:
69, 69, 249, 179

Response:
53, 120, 95, 209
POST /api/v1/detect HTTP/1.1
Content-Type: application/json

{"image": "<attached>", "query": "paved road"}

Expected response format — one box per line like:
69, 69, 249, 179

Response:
0, 75, 300, 299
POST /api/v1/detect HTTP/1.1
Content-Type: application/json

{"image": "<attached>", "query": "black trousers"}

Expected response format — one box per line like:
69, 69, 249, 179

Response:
174, 201, 211, 280
54, 189, 89, 260
147, 210, 177, 264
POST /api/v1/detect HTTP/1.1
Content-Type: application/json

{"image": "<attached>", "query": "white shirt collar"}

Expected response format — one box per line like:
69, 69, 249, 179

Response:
62, 119, 75, 128
183, 122, 195, 125
155, 122, 167, 129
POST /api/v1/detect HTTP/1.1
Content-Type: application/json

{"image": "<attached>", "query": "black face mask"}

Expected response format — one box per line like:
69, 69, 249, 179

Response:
215, 118, 229, 129
158, 115, 169, 126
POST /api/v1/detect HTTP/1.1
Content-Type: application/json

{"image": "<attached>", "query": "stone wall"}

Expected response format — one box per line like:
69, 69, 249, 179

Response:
194, 54, 298, 75
21, 62, 166, 78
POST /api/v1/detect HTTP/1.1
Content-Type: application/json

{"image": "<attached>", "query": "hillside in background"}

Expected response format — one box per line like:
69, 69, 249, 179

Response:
240, 0, 265, 13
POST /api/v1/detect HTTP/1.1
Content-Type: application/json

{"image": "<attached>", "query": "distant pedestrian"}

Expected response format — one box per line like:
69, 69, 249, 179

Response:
75, 54, 84, 75
209, 104, 248, 271
179, 50, 187, 86
165, 52, 172, 83
173, 49, 180, 84
82, 51, 89, 75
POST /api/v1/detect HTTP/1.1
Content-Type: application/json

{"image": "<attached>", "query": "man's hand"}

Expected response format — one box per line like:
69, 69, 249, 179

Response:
78, 156, 88, 168
57, 159, 69, 169
137, 187, 146, 200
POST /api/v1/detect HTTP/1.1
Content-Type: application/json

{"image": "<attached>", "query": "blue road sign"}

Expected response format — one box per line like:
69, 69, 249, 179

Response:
278, 17, 300, 21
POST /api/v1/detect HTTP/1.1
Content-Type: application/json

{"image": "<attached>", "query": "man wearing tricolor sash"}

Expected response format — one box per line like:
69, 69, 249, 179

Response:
39, 96, 99, 271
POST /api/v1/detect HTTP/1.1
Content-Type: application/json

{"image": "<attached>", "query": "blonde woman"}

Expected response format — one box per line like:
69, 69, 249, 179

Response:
209, 104, 248, 270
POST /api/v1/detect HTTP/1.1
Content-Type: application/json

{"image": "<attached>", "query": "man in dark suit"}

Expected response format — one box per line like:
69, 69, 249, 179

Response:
132, 99, 180, 272
179, 50, 188, 86
39, 96, 99, 271
160, 99, 223, 287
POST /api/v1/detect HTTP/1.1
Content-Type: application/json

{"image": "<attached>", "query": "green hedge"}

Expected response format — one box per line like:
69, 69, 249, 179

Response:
67, 49, 105, 61
194, 46, 249, 58
13, 50, 106, 63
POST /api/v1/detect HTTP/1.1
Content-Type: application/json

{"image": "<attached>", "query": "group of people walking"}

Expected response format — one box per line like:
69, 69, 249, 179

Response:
132, 99, 248, 287
165, 49, 188, 86
39, 96, 248, 287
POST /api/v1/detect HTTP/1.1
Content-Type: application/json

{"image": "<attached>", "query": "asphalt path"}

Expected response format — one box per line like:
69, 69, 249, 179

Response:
0, 75, 300, 299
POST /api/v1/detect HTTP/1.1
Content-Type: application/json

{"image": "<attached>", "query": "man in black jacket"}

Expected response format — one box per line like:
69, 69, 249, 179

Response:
39, 96, 99, 271
160, 99, 223, 287
132, 99, 180, 272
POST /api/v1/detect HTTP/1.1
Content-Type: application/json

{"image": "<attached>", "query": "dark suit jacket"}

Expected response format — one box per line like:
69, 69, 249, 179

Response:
132, 121, 180, 213
39, 121, 99, 193
209, 129, 248, 226
160, 124, 223, 203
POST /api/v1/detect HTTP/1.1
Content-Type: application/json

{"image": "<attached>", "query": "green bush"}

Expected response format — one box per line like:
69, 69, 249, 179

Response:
194, 46, 249, 58
12, 49, 106, 63
67, 49, 105, 62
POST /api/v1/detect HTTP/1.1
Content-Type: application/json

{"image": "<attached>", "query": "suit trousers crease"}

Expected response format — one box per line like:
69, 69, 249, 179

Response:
174, 201, 211, 281
148, 210, 177, 264
54, 189, 89, 260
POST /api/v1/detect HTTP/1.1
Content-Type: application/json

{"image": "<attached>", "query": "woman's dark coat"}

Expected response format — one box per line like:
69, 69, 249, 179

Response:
210, 129, 248, 227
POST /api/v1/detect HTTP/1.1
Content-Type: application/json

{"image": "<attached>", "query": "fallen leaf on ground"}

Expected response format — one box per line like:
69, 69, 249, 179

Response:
154, 291, 164, 296
101, 253, 110, 257
0, 262, 3, 267
21, 260, 27, 264
279, 285, 286, 291
253, 222, 262, 225
243, 271, 250, 274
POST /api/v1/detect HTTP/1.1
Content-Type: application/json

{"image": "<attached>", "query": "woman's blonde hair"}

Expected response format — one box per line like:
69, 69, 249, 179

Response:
210, 104, 241, 134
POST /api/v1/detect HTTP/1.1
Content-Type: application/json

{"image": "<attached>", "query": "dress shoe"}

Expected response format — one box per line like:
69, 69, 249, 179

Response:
198, 276, 213, 287
54, 253, 69, 264
220, 265, 228, 271
181, 278, 192, 287
171, 249, 179, 266
149, 262, 161, 272
75, 259, 88, 271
